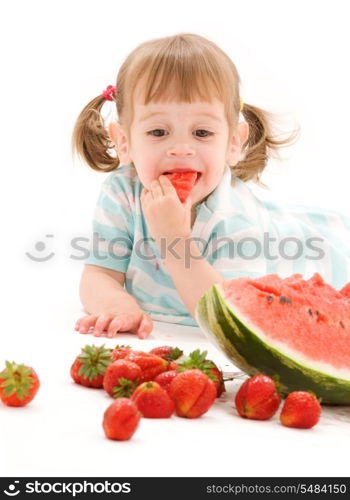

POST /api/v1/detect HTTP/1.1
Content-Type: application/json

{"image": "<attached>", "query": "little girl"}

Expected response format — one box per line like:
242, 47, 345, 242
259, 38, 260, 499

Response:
72, 33, 350, 340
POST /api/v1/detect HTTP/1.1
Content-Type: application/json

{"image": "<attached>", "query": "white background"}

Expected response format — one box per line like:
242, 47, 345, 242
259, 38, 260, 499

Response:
1, 0, 350, 478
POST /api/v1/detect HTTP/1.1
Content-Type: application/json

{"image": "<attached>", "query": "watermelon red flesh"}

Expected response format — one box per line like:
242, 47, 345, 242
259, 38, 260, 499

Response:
164, 171, 198, 202
341, 282, 350, 298
222, 273, 350, 369
195, 272, 350, 404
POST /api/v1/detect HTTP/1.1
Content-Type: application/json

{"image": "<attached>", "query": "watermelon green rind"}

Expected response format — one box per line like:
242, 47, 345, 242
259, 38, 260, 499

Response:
195, 284, 350, 405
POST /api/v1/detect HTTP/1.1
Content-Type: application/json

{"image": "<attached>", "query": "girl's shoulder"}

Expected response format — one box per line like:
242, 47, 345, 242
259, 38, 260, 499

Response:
100, 164, 142, 208
103, 164, 139, 187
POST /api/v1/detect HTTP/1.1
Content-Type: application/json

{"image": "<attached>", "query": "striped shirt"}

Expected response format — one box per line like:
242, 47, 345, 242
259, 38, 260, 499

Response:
85, 163, 350, 326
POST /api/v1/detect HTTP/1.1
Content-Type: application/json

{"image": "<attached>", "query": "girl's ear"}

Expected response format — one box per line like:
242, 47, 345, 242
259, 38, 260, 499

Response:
226, 122, 249, 166
108, 122, 133, 165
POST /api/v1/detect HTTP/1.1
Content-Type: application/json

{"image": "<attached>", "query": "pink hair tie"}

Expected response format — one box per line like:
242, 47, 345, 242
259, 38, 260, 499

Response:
102, 85, 117, 101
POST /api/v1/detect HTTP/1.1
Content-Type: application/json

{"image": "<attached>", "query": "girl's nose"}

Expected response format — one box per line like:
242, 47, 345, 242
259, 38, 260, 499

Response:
166, 143, 195, 158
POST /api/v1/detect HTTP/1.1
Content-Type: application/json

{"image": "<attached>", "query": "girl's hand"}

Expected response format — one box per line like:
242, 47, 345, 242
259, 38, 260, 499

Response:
140, 175, 192, 247
74, 310, 153, 339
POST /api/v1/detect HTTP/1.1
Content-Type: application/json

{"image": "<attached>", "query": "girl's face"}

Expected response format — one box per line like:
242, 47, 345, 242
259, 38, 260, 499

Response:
110, 92, 248, 208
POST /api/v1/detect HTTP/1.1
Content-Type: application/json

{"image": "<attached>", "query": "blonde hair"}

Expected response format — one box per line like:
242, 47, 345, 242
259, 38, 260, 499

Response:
72, 33, 299, 187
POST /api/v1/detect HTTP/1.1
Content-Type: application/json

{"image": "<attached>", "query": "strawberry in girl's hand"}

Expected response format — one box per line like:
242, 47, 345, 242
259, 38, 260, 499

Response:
154, 370, 178, 395
70, 344, 112, 388
234, 374, 281, 420
111, 345, 132, 362
149, 346, 183, 362
280, 391, 322, 429
0, 361, 40, 407
131, 381, 175, 418
176, 349, 225, 397
169, 369, 216, 418
103, 359, 142, 398
103, 398, 141, 440
124, 351, 168, 382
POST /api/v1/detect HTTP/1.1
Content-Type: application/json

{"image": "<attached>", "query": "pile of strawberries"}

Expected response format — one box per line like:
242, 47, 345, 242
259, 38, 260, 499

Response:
71, 344, 224, 440
70, 344, 322, 439
0, 345, 322, 439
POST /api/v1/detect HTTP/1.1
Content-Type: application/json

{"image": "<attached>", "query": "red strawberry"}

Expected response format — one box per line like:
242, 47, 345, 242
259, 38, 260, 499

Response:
124, 351, 168, 382
169, 369, 216, 418
280, 391, 322, 429
168, 360, 180, 371
234, 374, 281, 420
103, 398, 141, 440
131, 381, 174, 418
103, 359, 142, 398
70, 358, 83, 384
0, 361, 40, 407
208, 361, 225, 397
70, 344, 112, 388
176, 349, 225, 397
111, 345, 132, 362
154, 370, 178, 395
149, 346, 183, 362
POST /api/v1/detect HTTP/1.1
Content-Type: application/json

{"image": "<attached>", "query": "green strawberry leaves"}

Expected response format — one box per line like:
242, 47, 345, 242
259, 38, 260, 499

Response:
0, 361, 35, 399
176, 349, 217, 382
78, 344, 112, 380
165, 347, 183, 362
112, 377, 139, 398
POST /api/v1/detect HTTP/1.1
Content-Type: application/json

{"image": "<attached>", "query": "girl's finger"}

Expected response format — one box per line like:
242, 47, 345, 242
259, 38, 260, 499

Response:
137, 313, 153, 339
107, 317, 124, 338
93, 314, 114, 336
159, 175, 177, 197
150, 179, 163, 198
140, 188, 150, 207
78, 315, 98, 334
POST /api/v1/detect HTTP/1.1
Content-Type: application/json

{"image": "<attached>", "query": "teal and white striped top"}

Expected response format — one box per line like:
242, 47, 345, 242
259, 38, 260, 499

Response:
85, 163, 350, 326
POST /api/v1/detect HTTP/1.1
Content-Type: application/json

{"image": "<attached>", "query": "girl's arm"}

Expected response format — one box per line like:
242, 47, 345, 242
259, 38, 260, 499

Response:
162, 237, 224, 318
77, 264, 152, 338
141, 176, 225, 320
79, 264, 142, 315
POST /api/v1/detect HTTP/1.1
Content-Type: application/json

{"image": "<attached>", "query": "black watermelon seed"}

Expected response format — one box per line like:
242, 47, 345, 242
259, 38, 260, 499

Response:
308, 308, 313, 316
315, 310, 319, 317
279, 296, 287, 304
267, 295, 273, 302
340, 321, 345, 329
286, 297, 292, 305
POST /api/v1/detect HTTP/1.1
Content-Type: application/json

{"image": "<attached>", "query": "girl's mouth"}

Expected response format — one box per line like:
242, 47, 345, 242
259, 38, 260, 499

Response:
163, 171, 202, 183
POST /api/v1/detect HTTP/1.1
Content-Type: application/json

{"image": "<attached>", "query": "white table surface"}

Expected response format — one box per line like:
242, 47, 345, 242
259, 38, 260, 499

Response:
1, 266, 350, 478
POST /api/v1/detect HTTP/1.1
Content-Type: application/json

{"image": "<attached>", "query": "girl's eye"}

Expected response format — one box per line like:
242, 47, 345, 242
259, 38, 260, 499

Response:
147, 129, 213, 138
147, 129, 167, 137
195, 129, 213, 138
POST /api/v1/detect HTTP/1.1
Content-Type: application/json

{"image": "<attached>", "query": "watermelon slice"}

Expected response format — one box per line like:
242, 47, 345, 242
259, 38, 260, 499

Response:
195, 273, 350, 404
341, 282, 350, 298
164, 171, 198, 202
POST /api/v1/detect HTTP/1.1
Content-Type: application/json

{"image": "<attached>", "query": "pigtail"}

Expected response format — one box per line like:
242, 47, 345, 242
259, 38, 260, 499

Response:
71, 95, 120, 172
233, 103, 301, 188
